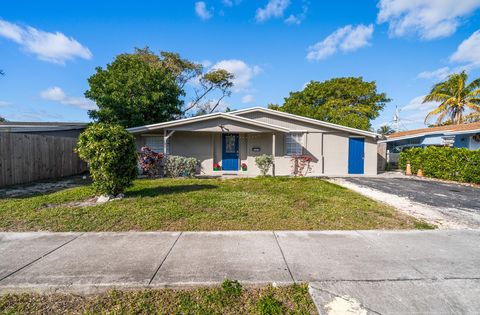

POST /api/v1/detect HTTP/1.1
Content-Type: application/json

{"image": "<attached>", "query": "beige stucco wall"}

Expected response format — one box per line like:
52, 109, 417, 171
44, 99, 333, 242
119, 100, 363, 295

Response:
133, 110, 378, 176
364, 137, 378, 175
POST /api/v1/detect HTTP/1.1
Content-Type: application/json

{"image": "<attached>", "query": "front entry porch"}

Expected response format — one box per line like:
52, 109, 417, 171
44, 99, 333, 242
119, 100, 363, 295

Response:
212, 131, 278, 176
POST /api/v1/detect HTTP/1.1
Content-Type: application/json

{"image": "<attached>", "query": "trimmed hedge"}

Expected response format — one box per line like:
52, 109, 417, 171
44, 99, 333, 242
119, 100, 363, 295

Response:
399, 146, 480, 184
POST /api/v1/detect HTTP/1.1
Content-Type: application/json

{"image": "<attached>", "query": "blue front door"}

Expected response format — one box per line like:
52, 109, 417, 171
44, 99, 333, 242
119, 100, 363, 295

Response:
222, 134, 239, 171
348, 138, 365, 174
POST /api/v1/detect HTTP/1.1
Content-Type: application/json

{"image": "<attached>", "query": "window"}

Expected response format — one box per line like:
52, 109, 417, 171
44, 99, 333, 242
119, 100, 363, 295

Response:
144, 136, 169, 153
286, 133, 303, 156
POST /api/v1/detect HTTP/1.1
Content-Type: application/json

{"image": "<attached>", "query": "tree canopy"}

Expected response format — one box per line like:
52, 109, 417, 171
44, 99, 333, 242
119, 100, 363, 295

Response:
269, 77, 389, 130
86, 49, 183, 128
377, 125, 395, 136
85, 48, 234, 128
423, 71, 480, 125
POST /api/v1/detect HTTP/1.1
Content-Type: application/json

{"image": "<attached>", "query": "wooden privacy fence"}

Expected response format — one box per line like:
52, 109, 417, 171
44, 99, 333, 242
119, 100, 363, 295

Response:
0, 133, 88, 187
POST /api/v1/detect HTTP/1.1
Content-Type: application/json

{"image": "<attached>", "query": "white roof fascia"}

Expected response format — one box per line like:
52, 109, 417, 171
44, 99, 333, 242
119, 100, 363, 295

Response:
127, 112, 291, 134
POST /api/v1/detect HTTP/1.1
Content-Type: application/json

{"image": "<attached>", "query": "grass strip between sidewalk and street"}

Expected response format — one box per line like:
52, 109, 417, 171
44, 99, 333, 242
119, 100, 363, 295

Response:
0, 281, 317, 315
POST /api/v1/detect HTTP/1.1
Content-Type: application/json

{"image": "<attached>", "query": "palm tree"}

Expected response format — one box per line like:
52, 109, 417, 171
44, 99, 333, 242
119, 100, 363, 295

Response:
424, 71, 480, 125
377, 125, 395, 136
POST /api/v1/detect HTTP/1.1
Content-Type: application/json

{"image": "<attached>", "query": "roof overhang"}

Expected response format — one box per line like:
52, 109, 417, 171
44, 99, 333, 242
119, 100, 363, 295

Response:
127, 112, 291, 134
230, 107, 380, 138
381, 128, 480, 143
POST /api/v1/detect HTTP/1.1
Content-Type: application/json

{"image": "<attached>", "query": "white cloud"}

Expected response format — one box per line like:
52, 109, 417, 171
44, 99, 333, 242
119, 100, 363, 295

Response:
284, 1, 308, 25
377, 0, 480, 40
241, 94, 254, 103
200, 60, 212, 68
0, 19, 92, 64
40, 87, 97, 110
418, 30, 480, 81
256, 0, 290, 22
222, 0, 241, 6
307, 24, 374, 61
0, 101, 12, 107
284, 14, 301, 25
211, 59, 262, 92
450, 30, 480, 66
195, 2, 213, 20
396, 95, 440, 126
417, 67, 451, 80
402, 95, 438, 111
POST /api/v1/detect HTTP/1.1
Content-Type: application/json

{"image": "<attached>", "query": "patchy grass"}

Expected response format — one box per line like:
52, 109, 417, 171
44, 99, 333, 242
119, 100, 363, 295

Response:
0, 177, 434, 231
0, 282, 317, 315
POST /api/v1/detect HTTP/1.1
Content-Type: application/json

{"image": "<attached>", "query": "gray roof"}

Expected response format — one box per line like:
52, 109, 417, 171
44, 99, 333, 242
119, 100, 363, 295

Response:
0, 121, 88, 133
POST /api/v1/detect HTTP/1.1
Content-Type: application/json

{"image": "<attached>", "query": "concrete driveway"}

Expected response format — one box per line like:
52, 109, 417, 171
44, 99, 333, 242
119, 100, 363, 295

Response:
1, 230, 480, 314
332, 176, 480, 229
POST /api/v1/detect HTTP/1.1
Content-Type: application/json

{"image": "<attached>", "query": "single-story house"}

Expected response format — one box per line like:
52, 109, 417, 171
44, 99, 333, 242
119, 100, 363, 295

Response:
0, 121, 88, 138
127, 107, 380, 176
380, 122, 480, 166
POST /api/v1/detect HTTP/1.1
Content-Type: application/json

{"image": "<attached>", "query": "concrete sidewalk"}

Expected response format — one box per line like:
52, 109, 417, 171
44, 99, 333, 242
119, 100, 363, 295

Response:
1, 230, 480, 313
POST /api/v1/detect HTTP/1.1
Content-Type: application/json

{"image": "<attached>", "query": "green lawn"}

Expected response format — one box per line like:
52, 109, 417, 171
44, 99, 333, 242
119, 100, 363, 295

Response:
0, 177, 433, 231
0, 281, 317, 315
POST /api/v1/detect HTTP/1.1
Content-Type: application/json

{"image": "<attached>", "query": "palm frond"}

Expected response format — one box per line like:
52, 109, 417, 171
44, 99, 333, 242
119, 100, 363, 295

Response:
466, 102, 480, 112
466, 77, 480, 92
424, 103, 448, 124
423, 93, 452, 103
435, 110, 450, 125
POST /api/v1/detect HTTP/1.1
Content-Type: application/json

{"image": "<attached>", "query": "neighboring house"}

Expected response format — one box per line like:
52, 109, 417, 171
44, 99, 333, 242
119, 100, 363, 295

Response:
127, 107, 380, 176
381, 122, 480, 165
0, 122, 88, 138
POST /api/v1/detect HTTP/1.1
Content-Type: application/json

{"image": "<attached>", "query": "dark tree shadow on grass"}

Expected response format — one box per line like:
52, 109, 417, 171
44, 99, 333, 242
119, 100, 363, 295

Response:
127, 184, 218, 197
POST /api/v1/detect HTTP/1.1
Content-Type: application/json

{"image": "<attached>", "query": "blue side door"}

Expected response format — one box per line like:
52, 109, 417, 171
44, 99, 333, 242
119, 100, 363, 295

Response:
222, 134, 239, 171
348, 138, 365, 174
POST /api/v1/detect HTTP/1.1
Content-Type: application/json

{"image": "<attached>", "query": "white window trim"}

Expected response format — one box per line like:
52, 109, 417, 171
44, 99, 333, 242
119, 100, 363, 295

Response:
285, 132, 304, 156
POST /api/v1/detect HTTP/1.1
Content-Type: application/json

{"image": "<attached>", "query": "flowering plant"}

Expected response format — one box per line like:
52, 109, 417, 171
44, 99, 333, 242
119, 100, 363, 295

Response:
241, 163, 247, 171
213, 162, 221, 171
291, 155, 313, 177
139, 146, 164, 177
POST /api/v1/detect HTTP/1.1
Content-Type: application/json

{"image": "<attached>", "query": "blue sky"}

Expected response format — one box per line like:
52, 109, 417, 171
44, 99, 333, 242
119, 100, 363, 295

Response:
1, 0, 480, 130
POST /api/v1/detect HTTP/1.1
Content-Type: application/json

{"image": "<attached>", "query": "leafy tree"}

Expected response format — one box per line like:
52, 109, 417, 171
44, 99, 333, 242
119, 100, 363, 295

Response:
0, 116, 6, 122
138, 48, 234, 115
86, 48, 234, 127
75, 123, 138, 196
270, 77, 390, 130
184, 69, 234, 114
424, 71, 480, 125
86, 49, 183, 128
377, 125, 395, 136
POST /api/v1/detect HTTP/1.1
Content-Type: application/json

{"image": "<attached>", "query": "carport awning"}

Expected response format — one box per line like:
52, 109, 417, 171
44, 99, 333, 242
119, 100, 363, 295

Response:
421, 136, 443, 145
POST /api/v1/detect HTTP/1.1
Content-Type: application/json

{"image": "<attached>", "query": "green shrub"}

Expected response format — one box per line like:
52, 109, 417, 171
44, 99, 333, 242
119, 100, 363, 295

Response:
165, 155, 199, 178
255, 154, 274, 176
75, 123, 138, 195
399, 146, 480, 184
221, 279, 242, 297
256, 293, 283, 315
